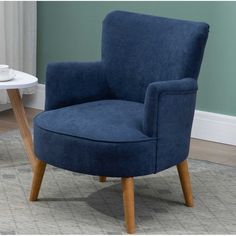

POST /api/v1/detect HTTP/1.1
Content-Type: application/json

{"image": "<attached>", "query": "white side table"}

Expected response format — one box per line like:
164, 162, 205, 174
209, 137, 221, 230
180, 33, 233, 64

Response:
0, 70, 38, 170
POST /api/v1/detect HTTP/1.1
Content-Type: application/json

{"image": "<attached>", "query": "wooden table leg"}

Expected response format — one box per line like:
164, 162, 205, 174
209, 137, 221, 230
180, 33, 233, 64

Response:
7, 89, 37, 171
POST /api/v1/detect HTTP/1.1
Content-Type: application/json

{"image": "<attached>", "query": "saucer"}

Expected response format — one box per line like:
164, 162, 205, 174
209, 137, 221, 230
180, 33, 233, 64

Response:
0, 77, 14, 82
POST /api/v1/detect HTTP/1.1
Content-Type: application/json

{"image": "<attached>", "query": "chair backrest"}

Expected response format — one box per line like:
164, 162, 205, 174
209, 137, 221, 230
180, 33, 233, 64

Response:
102, 11, 209, 103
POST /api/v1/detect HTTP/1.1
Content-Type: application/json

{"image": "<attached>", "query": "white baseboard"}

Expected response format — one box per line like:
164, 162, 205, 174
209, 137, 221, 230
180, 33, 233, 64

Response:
191, 110, 236, 146
15, 84, 236, 146
0, 103, 11, 112
23, 84, 45, 110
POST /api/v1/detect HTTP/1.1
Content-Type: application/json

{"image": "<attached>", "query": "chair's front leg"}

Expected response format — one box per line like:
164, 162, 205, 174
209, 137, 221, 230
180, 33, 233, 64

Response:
121, 177, 135, 234
30, 159, 47, 201
176, 159, 194, 207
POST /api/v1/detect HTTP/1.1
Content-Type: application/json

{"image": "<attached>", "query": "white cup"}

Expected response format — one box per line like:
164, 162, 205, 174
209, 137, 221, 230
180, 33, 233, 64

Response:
0, 65, 10, 81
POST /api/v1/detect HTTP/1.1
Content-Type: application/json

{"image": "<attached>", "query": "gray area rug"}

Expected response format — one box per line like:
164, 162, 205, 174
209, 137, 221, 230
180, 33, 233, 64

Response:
0, 130, 236, 234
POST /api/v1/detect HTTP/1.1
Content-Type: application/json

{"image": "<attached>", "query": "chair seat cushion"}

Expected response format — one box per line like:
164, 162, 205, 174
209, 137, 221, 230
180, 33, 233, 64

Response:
34, 100, 157, 177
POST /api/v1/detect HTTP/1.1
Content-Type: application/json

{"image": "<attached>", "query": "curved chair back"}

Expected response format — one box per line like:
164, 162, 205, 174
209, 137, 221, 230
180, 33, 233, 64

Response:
102, 11, 209, 102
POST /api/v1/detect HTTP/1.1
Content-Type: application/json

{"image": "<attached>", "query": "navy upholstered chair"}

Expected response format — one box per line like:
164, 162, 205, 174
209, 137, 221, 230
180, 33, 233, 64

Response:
30, 11, 209, 233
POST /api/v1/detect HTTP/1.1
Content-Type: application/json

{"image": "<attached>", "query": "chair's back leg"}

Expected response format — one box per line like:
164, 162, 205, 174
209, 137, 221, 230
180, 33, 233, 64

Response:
122, 177, 135, 234
176, 159, 194, 207
30, 159, 46, 201
99, 176, 107, 182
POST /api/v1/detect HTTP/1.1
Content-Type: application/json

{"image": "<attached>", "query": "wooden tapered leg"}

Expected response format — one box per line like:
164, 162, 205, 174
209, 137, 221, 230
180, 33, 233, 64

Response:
122, 177, 135, 234
30, 159, 46, 201
99, 176, 107, 182
7, 89, 37, 170
177, 160, 194, 207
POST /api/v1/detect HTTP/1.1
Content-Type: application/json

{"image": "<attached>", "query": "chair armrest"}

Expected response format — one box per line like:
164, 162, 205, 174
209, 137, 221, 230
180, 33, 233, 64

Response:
45, 61, 110, 110
143, 78, 198, 171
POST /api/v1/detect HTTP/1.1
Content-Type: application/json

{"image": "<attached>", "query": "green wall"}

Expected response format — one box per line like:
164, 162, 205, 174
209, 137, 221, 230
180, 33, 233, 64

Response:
37, 1, 236, 116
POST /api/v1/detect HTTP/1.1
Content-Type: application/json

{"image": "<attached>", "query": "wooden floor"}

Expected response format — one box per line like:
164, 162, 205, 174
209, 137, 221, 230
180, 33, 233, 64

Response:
0, 108, 40, 133
0, 107, 236, 167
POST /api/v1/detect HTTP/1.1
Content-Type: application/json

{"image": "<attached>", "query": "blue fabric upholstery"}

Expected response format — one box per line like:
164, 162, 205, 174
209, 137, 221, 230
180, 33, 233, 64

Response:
102, 11, 209, 102
37, 100, 149, 142
34, 10, 209, 177
45, 62, 110, 110
34, 100, 156, 177
143, 78, 198, 172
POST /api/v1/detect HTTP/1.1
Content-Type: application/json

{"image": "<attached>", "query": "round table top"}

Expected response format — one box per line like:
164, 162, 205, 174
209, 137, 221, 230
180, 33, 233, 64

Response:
0, 70, 38, 89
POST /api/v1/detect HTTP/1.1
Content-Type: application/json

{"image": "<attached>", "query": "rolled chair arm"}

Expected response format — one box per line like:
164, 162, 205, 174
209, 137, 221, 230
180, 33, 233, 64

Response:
45, 61, 110, 110
143, 78, 198, 172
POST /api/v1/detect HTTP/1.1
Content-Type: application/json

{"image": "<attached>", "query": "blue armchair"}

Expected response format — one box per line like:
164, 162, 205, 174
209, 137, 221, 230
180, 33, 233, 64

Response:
30, 11, 209, 233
